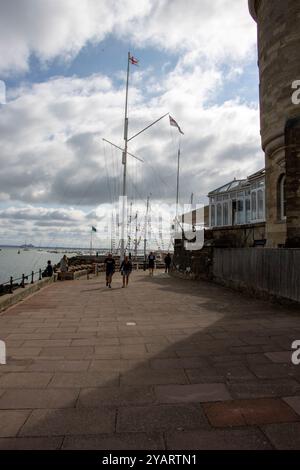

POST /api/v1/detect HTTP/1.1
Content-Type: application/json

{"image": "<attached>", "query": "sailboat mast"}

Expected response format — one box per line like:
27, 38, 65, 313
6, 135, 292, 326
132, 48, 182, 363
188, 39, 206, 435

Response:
134, 211, 138, 262
144, 196, 150, 267
90, 230, 93, 256
175, 143, 181, 236
120, 52, 131, 262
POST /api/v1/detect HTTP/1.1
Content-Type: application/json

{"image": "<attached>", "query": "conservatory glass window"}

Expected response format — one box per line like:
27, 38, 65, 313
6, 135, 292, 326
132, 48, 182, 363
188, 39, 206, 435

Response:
217, 203, 222, 226
223, 202, 229, 226
257, 189, 264, 220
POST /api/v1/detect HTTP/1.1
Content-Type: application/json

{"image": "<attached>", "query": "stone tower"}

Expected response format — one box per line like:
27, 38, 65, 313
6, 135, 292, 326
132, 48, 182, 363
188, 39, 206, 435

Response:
249, 0, 300, 247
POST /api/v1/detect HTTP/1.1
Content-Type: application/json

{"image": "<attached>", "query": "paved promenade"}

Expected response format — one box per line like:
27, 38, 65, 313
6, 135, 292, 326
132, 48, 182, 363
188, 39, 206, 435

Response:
0, 270, 300, 449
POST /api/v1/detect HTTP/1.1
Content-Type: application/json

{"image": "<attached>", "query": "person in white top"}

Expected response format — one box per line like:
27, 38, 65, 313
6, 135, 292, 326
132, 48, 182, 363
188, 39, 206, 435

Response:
60, 255, 68, 273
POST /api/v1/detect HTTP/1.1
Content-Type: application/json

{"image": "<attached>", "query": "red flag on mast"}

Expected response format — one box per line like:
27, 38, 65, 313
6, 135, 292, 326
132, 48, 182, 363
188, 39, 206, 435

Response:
129, 55, 139, 65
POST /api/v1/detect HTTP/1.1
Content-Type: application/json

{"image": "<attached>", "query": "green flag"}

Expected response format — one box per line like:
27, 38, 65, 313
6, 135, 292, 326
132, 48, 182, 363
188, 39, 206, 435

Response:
92, 226, 97, 232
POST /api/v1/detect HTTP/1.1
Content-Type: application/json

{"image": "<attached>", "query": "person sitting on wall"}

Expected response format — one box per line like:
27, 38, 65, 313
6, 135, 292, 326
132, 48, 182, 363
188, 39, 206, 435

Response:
42, 260, 53, 278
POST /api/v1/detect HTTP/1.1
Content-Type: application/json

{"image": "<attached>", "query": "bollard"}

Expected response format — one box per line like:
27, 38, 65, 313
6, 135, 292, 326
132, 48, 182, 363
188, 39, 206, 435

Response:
31, 271, 34, 284
21, 274, 25, 288
39, 269, 42, 281
9, 276, 13, 294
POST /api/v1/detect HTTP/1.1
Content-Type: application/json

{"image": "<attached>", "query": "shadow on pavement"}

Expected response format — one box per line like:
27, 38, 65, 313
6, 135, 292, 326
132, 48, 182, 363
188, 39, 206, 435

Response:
0, 270, 300, 450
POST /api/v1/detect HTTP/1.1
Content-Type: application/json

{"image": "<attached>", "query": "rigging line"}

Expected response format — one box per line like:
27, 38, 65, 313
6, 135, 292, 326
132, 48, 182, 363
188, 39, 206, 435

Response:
126, 173, 148, 205
30, 153, 113, 270
110, 144, 116, 203
142, 157, 172, 196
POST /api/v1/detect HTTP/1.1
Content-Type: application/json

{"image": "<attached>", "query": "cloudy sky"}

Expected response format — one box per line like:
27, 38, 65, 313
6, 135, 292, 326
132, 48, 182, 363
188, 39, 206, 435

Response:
0, 0, 262, 248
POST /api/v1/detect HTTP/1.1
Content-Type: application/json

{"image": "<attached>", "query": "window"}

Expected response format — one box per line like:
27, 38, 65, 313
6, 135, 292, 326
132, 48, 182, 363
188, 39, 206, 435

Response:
245, 198, 251, 223
279, 175, 287, 220
223, 202, 229, 225
211, 205, 215, 227
237, 199, 244, 224
217, 203, 222, 226
251, 192, 257, 220
232, 200, 237, 225
257, 189, 264, 220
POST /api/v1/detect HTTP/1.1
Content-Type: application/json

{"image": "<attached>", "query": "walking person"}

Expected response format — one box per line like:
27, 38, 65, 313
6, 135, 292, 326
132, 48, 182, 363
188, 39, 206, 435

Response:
120, 255, 132, 288
164, 253, 172, 273
148, 252, 156, 276
104, 253, 115, 288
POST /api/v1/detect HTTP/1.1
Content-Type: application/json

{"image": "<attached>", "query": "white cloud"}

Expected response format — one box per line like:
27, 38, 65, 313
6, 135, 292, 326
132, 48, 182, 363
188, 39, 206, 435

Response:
0, 68, 262, 207
0, 0, 256, 76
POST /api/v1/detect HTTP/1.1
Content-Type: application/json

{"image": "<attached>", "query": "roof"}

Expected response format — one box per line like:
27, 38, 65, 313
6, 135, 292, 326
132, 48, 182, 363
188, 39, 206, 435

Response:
208, 168, 265, 197
208, 179, 247, 196
247, 168, 265, 180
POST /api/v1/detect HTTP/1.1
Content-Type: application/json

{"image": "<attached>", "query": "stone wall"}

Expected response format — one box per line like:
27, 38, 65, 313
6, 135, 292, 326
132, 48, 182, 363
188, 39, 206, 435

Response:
206, 223, 266, 248
173, 222, 266, 280
249, 0, 300, 247
285, 118, 300, 247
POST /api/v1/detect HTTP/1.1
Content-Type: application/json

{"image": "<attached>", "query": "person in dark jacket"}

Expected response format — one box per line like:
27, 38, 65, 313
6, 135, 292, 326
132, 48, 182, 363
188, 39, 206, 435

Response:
164, 253, 172, 273
43, 260, 53, 277
104, 253, 115, 288
120, 255, 132, 288
148, 252, 156, 276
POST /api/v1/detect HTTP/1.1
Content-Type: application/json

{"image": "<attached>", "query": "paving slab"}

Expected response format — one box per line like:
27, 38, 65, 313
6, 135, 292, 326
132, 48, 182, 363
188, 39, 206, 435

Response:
19, 408, 116, 436
155, 383, 232, 403
265, 351, 293, 363
203, 398, 300, 427
48, 371, 119, 388
120, 369, 188, 386
0, 372, 53, 388
262, 423, 300, 450
0, 437, 63, 450
166, 428, 272, 450
78, 386, 155, 407
27, 359, 90, 372
62, 433, 164, 450
283, 396, 300, 416
117, 404, 208, 432
0, 388, 79, 409
228, 379, 300, 399
0, 410, 31, 437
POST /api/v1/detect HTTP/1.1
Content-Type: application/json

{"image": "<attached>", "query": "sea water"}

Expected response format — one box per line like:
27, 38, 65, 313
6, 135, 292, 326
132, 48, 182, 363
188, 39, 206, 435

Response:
0, 248, 75, 285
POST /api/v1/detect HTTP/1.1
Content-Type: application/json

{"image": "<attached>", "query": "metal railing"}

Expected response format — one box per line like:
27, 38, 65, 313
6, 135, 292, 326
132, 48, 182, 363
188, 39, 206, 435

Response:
0, 269, 44, 295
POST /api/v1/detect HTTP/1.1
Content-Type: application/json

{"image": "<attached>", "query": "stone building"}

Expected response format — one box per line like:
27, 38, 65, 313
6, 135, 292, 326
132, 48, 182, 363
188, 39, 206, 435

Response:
249, 0, 300, 247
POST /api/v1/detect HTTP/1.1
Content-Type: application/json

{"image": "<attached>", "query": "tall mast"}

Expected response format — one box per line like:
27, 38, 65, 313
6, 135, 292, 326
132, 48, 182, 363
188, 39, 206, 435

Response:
134, 211, 138, 262
110, 212, 114, 254
175, 145, 181, 233
120, 52, 131, 262
144, 195, 150, 267
128, 201, 133, 253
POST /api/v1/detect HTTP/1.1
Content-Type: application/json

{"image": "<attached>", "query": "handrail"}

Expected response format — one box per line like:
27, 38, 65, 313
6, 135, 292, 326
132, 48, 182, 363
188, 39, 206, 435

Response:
0, 268, 44, 295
